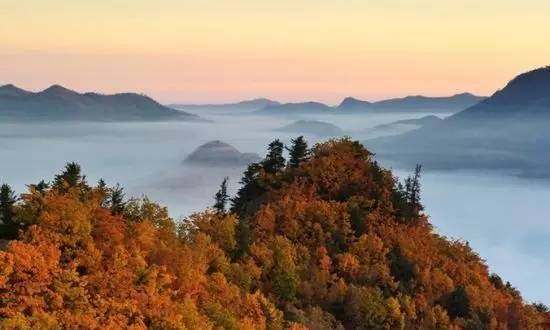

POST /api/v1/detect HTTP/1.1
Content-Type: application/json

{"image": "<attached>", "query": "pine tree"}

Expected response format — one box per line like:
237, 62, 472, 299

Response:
404, 164, 423, 219
213, 177, 229, 213
287, 136, 309, 168
231, 163, 262, 216
0, 183, 18, 240
0, 183, 17, 225
109, 183, 125, 215
446, 285, 471, 319
262, 139, 286, 174
53, 162, 86, 191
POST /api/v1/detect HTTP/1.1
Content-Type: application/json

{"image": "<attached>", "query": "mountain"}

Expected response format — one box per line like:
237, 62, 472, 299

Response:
256, 101, 333, 115
0, 84, 198, 121
368, 67, 550, 175
0, 84, 32, 97
171, 98, 280, 113
338, 96, 372, 110
184, 140, 261, 166
453, 66, 550, 119
253, 94, 484, 115
275, 120, 343, 136
373, 115, 443, 129
338, 93, 486, 113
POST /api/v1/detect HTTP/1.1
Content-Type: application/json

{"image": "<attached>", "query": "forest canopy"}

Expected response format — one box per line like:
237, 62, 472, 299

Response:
0, 138, 548, 329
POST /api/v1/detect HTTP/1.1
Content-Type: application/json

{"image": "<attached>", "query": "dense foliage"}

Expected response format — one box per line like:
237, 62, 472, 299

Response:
0, 138, 548, 329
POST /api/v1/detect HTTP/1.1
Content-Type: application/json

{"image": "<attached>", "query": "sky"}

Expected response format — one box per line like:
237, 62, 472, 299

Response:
1, 0, 549, 104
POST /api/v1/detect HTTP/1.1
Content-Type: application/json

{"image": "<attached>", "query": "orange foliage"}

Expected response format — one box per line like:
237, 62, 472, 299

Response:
0, 138, 547, 329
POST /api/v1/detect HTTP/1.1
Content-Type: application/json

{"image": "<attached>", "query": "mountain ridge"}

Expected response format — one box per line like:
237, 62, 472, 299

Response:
0, 84, 198, 121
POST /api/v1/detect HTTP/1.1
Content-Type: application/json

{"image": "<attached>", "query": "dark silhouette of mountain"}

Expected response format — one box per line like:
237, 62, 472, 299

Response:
253, 94, 484, 115
256, 101, 333, 115
0, 84, 32, 97
275, 120, 343, 136
0, 84, 197, 121
368, 67, 550, 176
338, 97, 372, 110
453, 67, 550, 119
184, 140, 261, 166
171, 98, 280, 112
338, 93, 485, 113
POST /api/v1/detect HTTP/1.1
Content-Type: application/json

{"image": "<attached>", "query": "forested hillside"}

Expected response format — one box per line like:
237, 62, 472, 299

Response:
0, 138, 548, 329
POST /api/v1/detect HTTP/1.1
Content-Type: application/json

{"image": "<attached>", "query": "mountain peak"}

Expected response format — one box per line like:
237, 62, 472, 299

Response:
457, 66, 550, 117
0, 84, 31, 97
41, 84, 80, 97
339, 96, 371, 108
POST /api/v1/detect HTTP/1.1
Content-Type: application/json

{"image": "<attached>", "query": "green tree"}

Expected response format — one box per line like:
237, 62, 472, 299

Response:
53, 162, 86, 191
231, 163, 262, 217
214, 177, 229, 214
262, 139, 285, 174
404, 164, 423, 219
446, 285, 471, 319
0, 183, 17, 225
109, 183, 125, 215
286, 136, 309, 168
0, 183, 18, 240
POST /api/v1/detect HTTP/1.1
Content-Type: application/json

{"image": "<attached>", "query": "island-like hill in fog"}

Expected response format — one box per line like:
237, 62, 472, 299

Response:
369, 66, 550, 176
275, 120, 343, 137
184, 140, 261, 166
0, 84, 197, 121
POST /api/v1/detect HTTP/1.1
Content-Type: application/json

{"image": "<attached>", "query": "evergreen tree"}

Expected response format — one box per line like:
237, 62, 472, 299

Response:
262, 139, 286, 174
53, 162, 86, 191
213, 177, 229, 213
0, 183, 18, 240
231, 163, 262, 216
404, 164, 423, 219
0, 184, 17, 225
446, 285, 471, 319
287, 136, 309, 168
109, 183, 125, 215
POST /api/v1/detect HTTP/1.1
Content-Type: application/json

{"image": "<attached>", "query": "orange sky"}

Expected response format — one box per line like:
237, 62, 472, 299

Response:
1, 1, 549, 104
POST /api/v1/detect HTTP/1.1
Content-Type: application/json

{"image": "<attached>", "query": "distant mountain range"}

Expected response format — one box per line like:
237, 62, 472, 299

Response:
170, 98, 280, 113
253, 93, 485, 115
369, 66, 550, 176
169, 93, 485, 115
0, 84, 197, 121
339, 93, 486, 113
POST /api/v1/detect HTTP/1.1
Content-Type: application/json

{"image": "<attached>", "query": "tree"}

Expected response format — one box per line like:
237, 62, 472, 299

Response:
446, 285, 471, 319
0, 183, 17, 225
404, 164, 423, 219
262, 139, 286, 174
231, 163, 262, 216
53, 162, 86, 191
109, 183, 125, 215
287, 136, 309, 168
0, 183, 18, 240
214, 177, 229, 214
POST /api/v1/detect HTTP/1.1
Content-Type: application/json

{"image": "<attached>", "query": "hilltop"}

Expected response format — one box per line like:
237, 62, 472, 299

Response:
0, 138, 546, 328
0, 84, 198, 121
